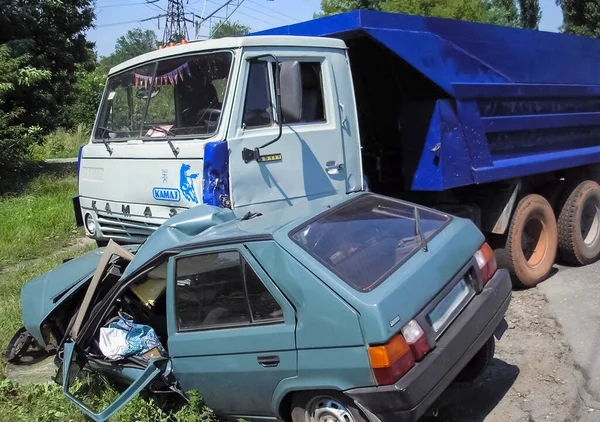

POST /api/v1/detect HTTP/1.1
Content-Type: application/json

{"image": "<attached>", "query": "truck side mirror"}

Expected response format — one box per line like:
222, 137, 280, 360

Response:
279, 61, 302, 123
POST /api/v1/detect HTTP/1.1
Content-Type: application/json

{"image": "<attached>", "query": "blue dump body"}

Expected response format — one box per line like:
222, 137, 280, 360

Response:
256, 11, 600, 192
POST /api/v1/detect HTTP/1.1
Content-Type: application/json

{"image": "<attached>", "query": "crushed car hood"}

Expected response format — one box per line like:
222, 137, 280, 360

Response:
21, 246, 138, 346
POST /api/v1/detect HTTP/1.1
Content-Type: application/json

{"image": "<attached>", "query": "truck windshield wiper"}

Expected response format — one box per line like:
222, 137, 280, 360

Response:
146, 125, 179, 157
414, 207, 428, 252
96, 126, 113, 154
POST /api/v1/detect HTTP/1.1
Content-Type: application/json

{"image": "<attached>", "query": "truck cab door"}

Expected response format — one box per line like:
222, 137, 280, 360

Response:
166, 245, 297, 419
227, 49, 362, 215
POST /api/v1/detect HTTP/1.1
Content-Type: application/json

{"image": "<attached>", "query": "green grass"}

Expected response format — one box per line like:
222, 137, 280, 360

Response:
29, 125, 89, 161
0, 169, 223, 421
0, 170, 83, 267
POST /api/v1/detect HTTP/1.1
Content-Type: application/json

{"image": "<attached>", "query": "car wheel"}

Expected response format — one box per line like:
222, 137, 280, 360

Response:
558, 180, 600, 265
454, 336, 495, 383
504, 194, 557, 287
291, 391, 367, 422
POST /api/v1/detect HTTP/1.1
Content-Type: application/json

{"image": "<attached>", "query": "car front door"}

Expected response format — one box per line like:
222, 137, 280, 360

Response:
166, 244, 297, 419
227, 49, 361, 215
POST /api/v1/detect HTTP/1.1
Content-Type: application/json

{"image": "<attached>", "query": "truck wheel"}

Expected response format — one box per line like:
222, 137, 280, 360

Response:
291, 391, 367, 422
557, 180, 600, 265
454, 337, 495, 383
505, 194, 557, 287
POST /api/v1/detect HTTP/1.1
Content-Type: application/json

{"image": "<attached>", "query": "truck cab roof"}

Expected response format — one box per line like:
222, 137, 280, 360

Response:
108, 35, 347, 76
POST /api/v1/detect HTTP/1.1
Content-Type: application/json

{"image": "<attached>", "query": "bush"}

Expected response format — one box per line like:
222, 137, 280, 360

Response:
29, 125, 90, 160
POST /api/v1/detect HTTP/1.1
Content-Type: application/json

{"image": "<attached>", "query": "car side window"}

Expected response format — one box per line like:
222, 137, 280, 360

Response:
175, 250, 283, 331
242, 62, 274, 129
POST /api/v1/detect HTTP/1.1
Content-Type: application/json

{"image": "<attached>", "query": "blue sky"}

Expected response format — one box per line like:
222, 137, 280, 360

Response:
90, 0, 564, 57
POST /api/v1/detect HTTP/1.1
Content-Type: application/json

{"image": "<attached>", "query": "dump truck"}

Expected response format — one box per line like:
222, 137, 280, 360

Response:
75, 10, 600, 287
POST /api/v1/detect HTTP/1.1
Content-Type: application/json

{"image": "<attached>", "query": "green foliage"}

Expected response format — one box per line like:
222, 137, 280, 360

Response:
29, 125, 90, 161
0, 379, 217, 422
0, 0, 93, 180
317, 0, 540, 28
317, 0, 382, 16
381, 0, 490, 22
557, 0, 600, 37
210, 21, 251, 38
70, 66, 107, 128
104, 29, 159, 69
0, 169, 82, 268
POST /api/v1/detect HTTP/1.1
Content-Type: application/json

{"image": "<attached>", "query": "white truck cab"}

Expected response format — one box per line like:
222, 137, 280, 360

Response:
76, 36, 363, 244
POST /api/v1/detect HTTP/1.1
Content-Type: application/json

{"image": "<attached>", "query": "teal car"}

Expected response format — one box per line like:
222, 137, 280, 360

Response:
16, 193, 511, 422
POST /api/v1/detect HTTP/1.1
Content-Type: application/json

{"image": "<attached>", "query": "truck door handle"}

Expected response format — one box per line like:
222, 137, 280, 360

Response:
325, 162, 345, 175
257, 355, 280, 367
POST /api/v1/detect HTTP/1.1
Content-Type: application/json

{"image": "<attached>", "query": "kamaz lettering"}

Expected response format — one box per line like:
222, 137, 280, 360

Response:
152, 187, 181, 202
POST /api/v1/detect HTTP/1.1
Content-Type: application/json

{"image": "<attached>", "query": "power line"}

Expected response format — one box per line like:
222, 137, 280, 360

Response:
246, 0, 297, 22
96, 1, 146, 8
238, 2, 295, 24
97, 19, 142, 28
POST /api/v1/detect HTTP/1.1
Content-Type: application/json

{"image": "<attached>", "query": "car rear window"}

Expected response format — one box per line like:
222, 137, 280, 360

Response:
290, 195, 451, 292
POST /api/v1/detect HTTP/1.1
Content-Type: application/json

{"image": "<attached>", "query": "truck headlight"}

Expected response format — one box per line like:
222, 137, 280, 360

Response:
85, 213, 96, 235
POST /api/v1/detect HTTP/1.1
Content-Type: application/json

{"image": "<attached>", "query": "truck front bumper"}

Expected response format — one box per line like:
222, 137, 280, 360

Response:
345, 269, 512, 422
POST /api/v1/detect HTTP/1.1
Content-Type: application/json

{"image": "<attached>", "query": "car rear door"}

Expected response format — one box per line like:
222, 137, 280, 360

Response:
166, 244, 297, 418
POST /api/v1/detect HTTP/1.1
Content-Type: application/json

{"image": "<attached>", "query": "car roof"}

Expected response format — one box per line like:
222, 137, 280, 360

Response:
109, 35, 347, 76
121, 193, 359, 280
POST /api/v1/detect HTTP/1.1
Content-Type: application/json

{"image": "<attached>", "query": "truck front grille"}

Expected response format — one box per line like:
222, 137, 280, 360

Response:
97, 213, 162, 242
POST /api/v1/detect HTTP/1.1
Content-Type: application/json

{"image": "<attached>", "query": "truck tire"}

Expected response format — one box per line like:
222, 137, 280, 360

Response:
505, 194, 557, 287
291, 391, 367, 422
557, 180, 600, 265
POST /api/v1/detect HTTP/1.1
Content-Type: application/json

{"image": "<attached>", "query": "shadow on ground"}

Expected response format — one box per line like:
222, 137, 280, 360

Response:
420, 358, 519, 422
0, 160, 76, 196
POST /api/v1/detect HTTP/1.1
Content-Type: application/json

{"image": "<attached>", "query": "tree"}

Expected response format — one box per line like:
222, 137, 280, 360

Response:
0, 0, 94, 132
210, 21, 251, 38
557, 0, 600, 37
381, 0, 490, 22
0, 45, 50, 173
317, 0, 540, 29
104, 29, 158, 68
317, 0, 381, 16
518, 0, 541, 29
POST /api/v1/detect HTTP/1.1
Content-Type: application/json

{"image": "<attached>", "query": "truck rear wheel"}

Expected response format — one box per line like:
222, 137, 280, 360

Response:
504, 194, 557, 287
557, 180, 600, 265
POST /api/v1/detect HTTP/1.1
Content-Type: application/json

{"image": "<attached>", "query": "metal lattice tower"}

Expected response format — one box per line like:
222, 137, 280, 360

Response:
162, 0, 190, 44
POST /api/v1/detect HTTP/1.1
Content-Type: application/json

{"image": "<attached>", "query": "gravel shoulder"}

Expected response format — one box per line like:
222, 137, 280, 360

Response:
422, 286, 595, 422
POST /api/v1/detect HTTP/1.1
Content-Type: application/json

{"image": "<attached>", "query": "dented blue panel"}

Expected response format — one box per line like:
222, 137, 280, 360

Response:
203, 141, 230, 208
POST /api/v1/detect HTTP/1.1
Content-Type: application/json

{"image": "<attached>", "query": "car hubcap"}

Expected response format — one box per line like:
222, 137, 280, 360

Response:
308, 396, 355, 422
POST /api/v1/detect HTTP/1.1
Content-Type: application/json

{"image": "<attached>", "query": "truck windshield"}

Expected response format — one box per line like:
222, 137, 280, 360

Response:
291, 195, 450, 292
94, 51, 233, 141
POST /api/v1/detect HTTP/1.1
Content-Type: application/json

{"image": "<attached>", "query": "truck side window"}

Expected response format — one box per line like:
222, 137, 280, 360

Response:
297, 62, 325, 123
175, 250, 283, 331
242, 62, 274, 129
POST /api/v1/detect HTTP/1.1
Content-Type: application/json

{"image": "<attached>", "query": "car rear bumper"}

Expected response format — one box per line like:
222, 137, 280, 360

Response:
345, 269, 512, 422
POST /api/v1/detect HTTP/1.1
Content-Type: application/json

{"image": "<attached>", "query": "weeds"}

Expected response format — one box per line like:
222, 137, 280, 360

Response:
29, 125, 89, 161
0, 169, 82, 267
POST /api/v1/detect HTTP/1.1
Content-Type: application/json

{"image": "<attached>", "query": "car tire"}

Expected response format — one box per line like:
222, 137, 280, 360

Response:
454, 336, 495, 383
504, 194, 557, 287
291, 391, 368, 422
557, 180, 600, 266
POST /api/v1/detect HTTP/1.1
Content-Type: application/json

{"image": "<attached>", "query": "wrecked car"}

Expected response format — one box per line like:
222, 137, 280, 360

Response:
14, 193, 511, 422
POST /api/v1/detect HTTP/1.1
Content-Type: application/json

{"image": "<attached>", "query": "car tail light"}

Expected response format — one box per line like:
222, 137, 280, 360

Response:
401, 320, 431, 361
368, 334, 415, 385
474, 243, 497, 286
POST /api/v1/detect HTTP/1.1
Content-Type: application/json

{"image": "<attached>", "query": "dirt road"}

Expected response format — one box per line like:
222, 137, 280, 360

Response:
421, 286, 599, 422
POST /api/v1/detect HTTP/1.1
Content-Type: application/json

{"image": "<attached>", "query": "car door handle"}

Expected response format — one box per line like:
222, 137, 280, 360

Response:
325, 162, 345, 175
257, 355, 280, 368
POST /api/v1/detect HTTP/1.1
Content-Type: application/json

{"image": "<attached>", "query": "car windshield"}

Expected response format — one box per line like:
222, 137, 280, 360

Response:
94, 51, 233, 141
291, 195, 451, 292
